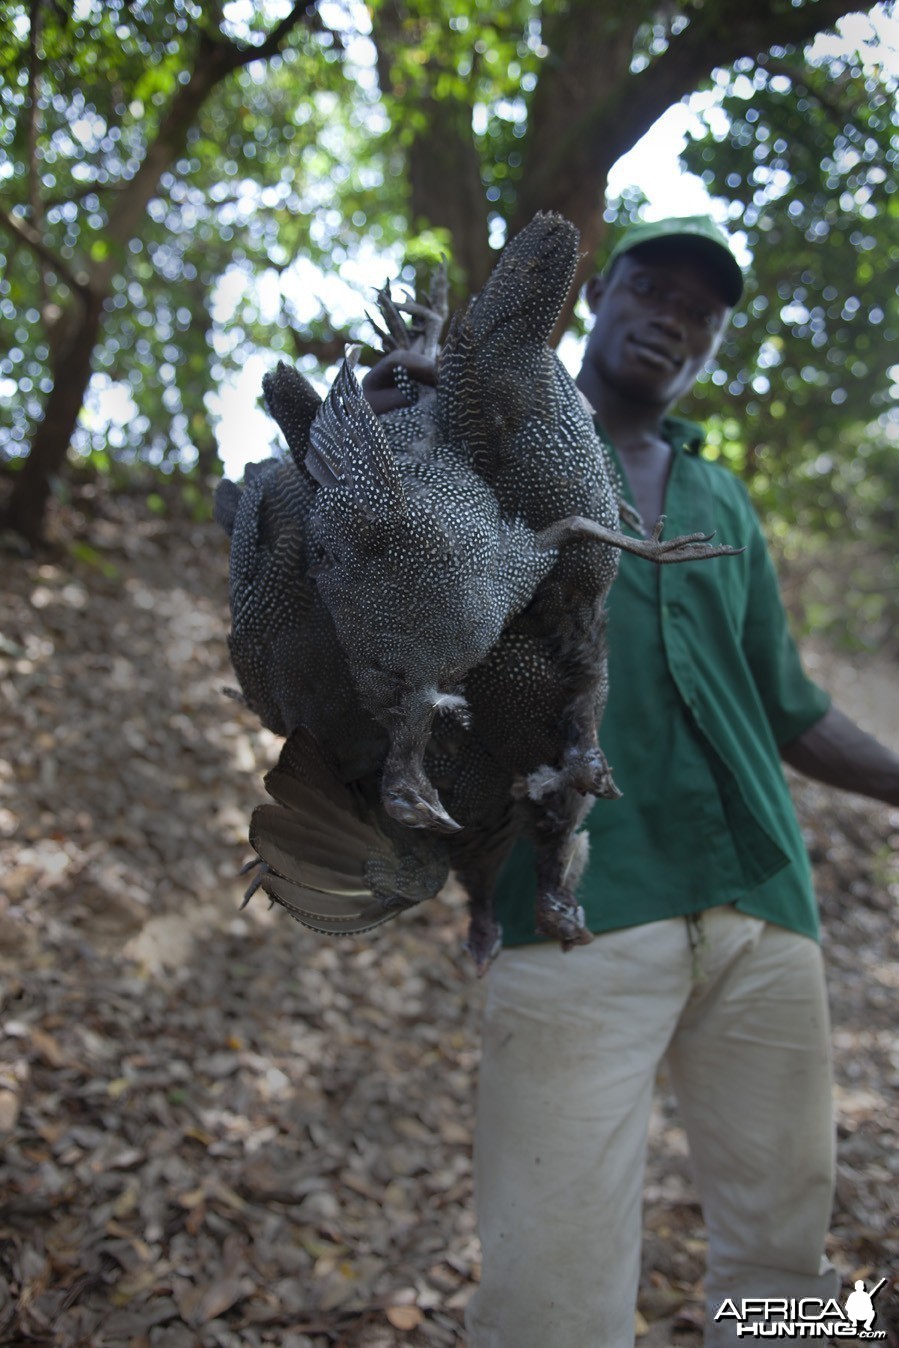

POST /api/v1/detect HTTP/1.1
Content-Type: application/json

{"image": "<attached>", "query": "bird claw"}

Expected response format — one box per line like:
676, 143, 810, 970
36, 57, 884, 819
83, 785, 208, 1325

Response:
512, 750, 621, 802
382, 783, 462, 835
561, 747, 621, 799
644, 516, 744, 562
535, 897, 593, 952
464, 917, 504, 977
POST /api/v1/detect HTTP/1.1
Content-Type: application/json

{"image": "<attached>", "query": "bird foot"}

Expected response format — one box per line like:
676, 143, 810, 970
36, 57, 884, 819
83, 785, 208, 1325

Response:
636, 516, 744, 563
561, 747, 621, 799
539, 515, 744, 565
512, 750, 621, 802
464, 915, 503, 977
535, 896, 593, 952
371, 268, 448, 361
382, 780, 462, 834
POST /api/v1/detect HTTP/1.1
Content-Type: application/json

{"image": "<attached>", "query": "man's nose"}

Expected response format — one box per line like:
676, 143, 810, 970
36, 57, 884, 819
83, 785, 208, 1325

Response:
650, 305, 686, 339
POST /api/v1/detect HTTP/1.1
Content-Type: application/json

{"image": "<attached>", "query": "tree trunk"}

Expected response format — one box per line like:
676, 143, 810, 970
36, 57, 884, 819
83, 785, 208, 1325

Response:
2, 291, 105, 545
408, 96, 494, 298
4, 8, 311, 544
372, 1, 493, 306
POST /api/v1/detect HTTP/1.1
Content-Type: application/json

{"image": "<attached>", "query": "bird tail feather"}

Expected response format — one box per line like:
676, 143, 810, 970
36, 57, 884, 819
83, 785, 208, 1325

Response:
258, 870, 397, 935
246, 728, 442, 936
305, 349, 408, 522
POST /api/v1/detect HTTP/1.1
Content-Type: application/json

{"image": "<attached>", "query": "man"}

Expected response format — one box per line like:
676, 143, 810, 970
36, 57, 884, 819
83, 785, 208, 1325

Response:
365, 215, 899, 1347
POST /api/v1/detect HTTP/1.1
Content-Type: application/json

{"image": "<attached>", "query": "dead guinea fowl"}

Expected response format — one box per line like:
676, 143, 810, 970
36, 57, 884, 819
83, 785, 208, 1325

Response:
218, 211, 740, 971
216, 449, 452, 936
298, 349, 607, 836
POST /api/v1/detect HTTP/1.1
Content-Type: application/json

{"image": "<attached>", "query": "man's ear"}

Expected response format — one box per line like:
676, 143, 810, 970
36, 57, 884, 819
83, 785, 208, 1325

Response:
584, 274, 606, 313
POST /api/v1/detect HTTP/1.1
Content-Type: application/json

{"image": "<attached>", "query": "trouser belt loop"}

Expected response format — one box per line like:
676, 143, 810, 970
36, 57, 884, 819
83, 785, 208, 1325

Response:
686, 910, 708, 984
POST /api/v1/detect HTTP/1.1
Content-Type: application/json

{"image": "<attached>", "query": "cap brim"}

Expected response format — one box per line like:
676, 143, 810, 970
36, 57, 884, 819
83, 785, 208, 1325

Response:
608, 225, 744, 306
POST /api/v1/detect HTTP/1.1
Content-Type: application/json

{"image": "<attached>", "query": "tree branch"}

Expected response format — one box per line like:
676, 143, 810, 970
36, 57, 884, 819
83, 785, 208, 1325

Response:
758, 54, 867, 130
590, 0, 867, 174
223, 2, 321, 72
521, 6, 865, 230
93, 6, 316, 284
513, 0, 867, 338
0, 207, 92, 297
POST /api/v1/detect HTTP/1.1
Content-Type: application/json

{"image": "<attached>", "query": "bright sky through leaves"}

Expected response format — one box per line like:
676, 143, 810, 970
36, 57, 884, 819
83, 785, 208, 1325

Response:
73, 2, 899, 479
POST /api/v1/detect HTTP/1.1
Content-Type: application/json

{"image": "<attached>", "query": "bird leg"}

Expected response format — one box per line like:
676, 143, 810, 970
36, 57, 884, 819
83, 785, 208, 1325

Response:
371, 263, 449, 361
524, 795, 594, 952
514, 743, 621, 802
512, 614, 619, 803
379, 689, 463, 835
455, 855, 507, 977
536, 514, 744, 564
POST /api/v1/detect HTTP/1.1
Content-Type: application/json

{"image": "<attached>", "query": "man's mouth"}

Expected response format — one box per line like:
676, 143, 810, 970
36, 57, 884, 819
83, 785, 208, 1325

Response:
627, 336, 682, 372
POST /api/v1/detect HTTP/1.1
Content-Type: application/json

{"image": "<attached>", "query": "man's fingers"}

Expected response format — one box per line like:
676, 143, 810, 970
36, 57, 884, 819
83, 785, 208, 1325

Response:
392, 351, 438, 385
363, 386, 411, 414
361, 349, 438, 414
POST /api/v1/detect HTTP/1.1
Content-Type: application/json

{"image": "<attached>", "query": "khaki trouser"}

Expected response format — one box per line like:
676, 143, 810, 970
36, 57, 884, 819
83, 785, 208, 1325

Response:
466, 906, 837, 1348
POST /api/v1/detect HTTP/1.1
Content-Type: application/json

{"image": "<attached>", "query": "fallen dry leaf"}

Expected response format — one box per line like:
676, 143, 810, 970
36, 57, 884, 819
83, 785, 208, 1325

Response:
0, 493, 895, 1348
28, 1026, 66, 1067
0, 1089, 21, 1132
385, 1304, 424, 1330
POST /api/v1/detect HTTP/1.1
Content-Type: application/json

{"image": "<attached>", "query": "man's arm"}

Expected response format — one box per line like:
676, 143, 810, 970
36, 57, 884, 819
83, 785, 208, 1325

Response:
781, 704, 899, 808
734, 489, 898, 809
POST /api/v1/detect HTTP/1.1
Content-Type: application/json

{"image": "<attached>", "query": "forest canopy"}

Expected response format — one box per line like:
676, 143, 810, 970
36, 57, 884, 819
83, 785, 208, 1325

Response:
0, 0, 896, 647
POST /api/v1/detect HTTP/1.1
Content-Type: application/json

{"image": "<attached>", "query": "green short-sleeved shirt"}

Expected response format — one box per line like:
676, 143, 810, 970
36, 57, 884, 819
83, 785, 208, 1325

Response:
492, 417, 830, 946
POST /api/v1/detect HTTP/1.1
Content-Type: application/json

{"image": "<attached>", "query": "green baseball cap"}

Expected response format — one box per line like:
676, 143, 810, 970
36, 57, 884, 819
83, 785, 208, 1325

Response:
606, 214, 744, 306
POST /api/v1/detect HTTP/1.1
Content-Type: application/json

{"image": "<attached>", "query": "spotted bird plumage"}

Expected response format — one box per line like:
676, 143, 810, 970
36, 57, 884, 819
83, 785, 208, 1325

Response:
216, 212, 740, 970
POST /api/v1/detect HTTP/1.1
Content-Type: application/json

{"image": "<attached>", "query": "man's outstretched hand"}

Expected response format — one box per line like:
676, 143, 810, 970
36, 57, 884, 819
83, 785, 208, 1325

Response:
361, 350, 437, 414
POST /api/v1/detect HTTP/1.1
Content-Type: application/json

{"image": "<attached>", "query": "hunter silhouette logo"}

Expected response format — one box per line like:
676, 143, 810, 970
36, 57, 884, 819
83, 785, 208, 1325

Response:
845, 1279, 887, 1335
714, 1277, 889, 1338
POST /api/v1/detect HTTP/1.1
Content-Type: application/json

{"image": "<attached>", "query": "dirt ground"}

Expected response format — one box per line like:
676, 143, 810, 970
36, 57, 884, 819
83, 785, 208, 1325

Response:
1, 488, 897, 1347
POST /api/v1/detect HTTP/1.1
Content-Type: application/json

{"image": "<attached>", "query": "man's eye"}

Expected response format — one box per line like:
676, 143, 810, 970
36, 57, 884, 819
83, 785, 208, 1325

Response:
632, 275, 658, 299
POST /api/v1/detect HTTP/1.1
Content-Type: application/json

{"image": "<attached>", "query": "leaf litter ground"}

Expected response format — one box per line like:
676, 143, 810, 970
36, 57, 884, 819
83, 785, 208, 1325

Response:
0, 489, 897, 1346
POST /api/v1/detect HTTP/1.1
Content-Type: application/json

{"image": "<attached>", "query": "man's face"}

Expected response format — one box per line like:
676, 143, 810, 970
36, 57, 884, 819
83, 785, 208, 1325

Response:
583, 248, 731, 410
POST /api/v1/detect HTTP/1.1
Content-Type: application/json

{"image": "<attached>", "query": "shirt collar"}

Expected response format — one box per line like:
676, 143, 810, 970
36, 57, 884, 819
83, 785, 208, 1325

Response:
590, 412, 707, 457
660, 415, 706, 456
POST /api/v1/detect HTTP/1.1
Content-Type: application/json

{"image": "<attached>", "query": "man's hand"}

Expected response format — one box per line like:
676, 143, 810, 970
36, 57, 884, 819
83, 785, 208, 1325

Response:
361, 349, 437, 414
